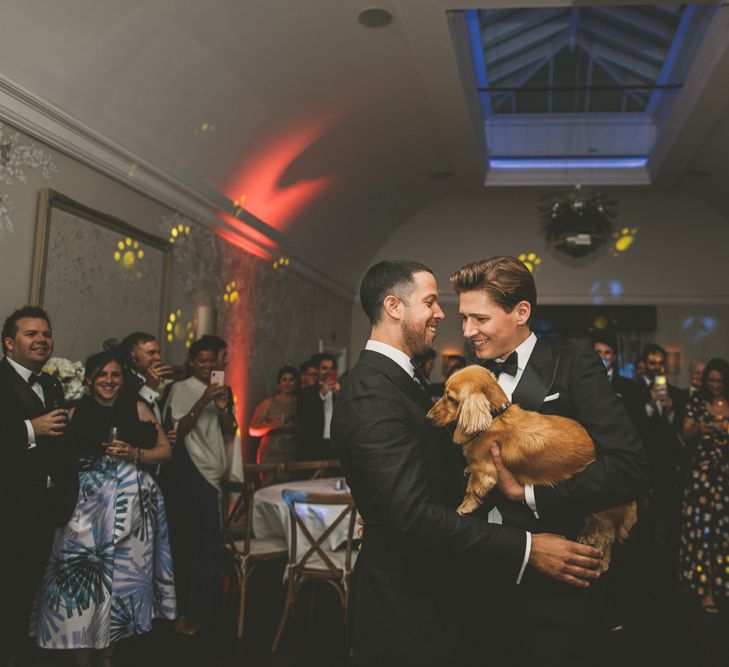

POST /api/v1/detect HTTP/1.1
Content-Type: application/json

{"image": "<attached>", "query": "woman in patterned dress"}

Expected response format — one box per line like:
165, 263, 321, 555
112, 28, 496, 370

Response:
32, 351, 176, 665
679, 357, 729, 614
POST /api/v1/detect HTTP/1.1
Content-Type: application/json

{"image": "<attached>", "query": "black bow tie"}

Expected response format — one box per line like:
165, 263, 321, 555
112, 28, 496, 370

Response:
481, 351, 519, 378
28, 373, 43, 387
410, 361, 429, 391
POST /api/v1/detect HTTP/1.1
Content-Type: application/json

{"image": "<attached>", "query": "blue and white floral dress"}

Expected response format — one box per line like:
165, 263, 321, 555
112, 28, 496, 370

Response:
32, 395, 176, 649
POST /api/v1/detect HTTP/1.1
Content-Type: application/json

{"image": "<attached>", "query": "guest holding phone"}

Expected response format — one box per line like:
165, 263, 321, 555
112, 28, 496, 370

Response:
679, 358, 729, 614
249, 365, 299, 481
164, 338, 236, 636
297, 352, 340, 460
32, 350, 174, 666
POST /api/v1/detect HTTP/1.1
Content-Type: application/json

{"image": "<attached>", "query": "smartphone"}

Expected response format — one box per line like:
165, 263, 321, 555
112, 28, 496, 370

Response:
654, 374, 668, 398
325, 370, 337, 383
210, 370, 225, 386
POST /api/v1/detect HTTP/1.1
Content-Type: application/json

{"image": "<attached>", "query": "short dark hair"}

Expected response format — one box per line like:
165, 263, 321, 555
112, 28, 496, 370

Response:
591, 334, 617, 351
188, 337, 220, 361
299, 360, 317, 374
643, 343, 667, 362
318, 352, 338, 371
120, 331, 156, 362
359, 260, 434, 325
698, 358, 729, 402
198, 334, 227, 352
85, 350, 123, 383
277, 365, 300, 386
450, 256, 537, 316
2, 306, 52, 354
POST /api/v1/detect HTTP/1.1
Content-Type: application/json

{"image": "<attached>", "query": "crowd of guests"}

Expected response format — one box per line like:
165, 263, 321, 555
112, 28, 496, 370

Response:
1, 299, 727, 666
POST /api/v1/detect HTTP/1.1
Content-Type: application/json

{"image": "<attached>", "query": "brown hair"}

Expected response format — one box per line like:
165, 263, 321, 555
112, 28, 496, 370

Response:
450, 256, 537, 314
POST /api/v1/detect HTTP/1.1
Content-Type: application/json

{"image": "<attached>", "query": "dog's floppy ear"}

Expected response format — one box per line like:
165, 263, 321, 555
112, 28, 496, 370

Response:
457, 392, 493, 435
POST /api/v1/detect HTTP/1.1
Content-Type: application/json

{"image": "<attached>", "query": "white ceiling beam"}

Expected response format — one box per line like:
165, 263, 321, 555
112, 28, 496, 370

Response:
580, 34, 661, 82
486, 19, 568, 67
487, 34, 569, 84
581, 17, 665, 66
590, 6, 676, 44
482, 7, 567, 48
591, 55, 649, 108
490, 56, 555, 110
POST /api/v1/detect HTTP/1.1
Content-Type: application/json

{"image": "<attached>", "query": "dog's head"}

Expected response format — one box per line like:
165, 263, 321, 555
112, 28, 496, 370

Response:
426, 365, 510, 444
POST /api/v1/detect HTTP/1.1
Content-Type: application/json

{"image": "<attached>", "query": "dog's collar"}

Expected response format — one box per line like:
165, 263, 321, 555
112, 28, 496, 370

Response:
491, 402, 511, 418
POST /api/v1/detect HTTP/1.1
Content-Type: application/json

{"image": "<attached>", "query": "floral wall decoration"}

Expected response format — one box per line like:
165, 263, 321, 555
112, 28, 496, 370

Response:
0, 122, 57, 235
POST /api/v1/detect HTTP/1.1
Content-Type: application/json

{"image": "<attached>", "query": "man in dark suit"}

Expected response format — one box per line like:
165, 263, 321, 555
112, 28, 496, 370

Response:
298, 352, 339, 459
0, 306, 78, 666
333, 260, 603, 667
451, 257, 647, 665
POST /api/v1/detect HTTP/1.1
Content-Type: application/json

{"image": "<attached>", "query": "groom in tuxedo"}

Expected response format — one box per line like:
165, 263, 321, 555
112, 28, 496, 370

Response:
333, 260, 604, 667
0, 306, 78, 666
451, 257, 648, 664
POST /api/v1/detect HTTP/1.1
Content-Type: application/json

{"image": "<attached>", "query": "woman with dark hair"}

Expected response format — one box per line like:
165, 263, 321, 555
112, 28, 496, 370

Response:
164, 338, 236, 635
679, 357, 729, 614
249, 365, 299, 473
32, 351, 175, 665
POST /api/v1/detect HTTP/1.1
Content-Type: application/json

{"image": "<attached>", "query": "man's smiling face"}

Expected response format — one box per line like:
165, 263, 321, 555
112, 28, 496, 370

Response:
459, 290, 524, 361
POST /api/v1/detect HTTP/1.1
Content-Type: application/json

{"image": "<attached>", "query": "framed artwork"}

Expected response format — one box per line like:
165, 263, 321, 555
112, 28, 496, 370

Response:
30, 189, 171, 361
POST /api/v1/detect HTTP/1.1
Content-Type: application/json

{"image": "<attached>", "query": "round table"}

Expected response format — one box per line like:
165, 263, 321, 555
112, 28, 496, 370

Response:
252, 478, 355, 555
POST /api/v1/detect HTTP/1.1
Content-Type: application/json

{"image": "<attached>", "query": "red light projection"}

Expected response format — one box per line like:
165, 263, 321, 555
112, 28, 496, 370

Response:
216, 226, 273, 262
224, 121, 336, 232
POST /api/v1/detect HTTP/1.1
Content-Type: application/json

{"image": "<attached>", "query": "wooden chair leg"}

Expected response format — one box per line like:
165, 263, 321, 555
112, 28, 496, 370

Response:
272, 574, 297, 652
236, 565, 248, 639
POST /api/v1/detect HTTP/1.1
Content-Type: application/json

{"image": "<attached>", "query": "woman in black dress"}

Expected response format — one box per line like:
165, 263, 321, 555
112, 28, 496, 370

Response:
679, 357, 729, 614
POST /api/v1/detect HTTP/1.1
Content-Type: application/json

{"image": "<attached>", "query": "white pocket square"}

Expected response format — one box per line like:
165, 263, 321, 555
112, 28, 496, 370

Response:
543, 392, 560, 402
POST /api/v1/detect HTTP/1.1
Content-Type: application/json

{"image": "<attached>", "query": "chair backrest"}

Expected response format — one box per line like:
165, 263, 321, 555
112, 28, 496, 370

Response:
243, 462, 284, 488
221, 479, 256, 556
281, 489, 357, 578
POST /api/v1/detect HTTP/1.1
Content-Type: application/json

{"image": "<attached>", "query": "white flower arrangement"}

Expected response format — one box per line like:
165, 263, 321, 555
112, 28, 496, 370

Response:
43, 357, 87, 401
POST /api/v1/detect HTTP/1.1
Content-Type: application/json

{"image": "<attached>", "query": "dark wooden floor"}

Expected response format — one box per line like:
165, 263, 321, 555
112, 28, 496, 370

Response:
23, 559, 729, 667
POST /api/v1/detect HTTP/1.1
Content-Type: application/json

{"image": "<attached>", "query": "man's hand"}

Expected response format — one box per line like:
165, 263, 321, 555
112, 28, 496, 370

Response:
145, 363, 173, 390
30, 409, 67, 437
166, 428, 177, 446
491, 444, 525, 502
213, 385, 230, 412
320, 378, 340, 397
529, 533, 602, 587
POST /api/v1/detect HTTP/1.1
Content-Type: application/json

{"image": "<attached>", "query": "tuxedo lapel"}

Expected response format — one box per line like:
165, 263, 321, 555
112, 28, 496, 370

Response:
0, 357, 46, 416
359, 350, 434, 413
511, 338, 558, 411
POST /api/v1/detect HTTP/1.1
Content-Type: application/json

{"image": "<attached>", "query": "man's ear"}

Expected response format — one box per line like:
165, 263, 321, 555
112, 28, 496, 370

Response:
382, 294, 402, 321
457, 392, 493, 435
513, 300, 531, 326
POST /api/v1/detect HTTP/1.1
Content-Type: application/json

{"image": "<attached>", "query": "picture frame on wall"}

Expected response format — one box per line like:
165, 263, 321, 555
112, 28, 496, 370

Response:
30, 188, 171, 361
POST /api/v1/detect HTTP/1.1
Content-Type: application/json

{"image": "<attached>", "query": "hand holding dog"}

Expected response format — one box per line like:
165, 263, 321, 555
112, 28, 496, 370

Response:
529, 534, 602, 587
491, 444, 525, 502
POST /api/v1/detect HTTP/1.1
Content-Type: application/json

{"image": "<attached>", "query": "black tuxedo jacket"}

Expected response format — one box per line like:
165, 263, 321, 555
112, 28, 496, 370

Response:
480, 339, 648, 628
297, 383, 333, 459
332, 350, 526, 666
0, 357, 78, 536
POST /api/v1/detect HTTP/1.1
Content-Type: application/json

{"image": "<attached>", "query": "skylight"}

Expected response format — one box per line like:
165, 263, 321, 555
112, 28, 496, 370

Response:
461, 4, 719, 184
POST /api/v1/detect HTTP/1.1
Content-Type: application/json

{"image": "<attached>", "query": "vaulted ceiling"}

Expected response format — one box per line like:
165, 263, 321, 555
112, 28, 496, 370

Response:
1, 0, 728, 294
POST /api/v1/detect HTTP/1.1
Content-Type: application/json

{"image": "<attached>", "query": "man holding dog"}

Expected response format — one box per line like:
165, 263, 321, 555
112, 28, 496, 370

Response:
333, 260, 606, 667
452, 256, 647, 664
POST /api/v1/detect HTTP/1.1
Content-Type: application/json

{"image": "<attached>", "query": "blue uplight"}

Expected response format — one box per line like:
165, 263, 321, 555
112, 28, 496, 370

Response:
489, 157, 649, 170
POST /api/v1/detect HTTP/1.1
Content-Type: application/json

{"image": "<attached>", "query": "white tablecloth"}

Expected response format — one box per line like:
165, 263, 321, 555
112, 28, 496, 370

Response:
253, 478, 355, 557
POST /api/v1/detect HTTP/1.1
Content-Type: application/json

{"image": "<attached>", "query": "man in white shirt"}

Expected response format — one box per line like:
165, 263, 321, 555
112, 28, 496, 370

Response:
297, 352, 340, 459
0, 306, 78, 666
451, 256, 647, 665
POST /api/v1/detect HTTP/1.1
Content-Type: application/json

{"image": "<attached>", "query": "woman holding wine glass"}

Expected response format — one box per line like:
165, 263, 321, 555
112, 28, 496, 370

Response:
32, 350, 175, 666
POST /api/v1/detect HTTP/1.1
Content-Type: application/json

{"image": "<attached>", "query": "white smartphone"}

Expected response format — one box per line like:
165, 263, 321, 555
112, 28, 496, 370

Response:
210, 370, 225, 386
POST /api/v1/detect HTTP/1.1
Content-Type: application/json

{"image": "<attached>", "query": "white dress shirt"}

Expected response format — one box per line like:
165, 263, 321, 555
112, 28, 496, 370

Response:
133, 369, 162, 423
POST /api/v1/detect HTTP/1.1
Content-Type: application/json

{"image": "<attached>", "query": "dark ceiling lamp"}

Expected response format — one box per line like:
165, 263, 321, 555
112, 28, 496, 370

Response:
538, 189, 618, 258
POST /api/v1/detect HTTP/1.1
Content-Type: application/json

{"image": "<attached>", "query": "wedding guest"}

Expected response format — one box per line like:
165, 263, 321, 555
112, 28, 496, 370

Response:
0, 306, 78, 667
679, 358, 729, 614
249, 366, 299, 481
297, 353, 340, 460
32, 350, 175, 665
299, 359, 319, 389
165, 338, 236, 635
120, 332, 172, 423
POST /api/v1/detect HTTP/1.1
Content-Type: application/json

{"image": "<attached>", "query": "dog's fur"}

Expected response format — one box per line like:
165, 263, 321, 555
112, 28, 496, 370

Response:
426, 365, 637, 572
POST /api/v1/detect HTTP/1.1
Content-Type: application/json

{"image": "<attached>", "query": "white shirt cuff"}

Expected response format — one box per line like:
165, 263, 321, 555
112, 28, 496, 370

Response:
645, 403, 655, 418
25, 419, 36, 448
524, 484, 539, 519
516, 532, 531, 584
139, 385, 160, 404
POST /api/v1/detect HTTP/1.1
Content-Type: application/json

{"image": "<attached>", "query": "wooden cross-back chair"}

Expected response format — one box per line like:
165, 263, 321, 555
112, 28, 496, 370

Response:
271, 489, 358, 651
221, 480, 287, 638
283, 459, 342, 479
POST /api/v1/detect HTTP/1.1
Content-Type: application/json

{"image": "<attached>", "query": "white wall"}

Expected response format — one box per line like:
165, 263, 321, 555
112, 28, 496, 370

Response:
351, 190, 729, 386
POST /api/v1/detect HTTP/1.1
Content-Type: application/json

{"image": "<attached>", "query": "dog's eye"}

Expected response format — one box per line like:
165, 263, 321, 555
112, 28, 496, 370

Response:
446, 395, 456, 403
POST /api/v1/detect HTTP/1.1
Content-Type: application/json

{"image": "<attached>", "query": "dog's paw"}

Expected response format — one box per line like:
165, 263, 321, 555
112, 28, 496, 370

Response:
457, 497, 479, 515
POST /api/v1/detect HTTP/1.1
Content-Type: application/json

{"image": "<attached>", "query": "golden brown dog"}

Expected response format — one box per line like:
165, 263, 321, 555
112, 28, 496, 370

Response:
426, 365, 637, 571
